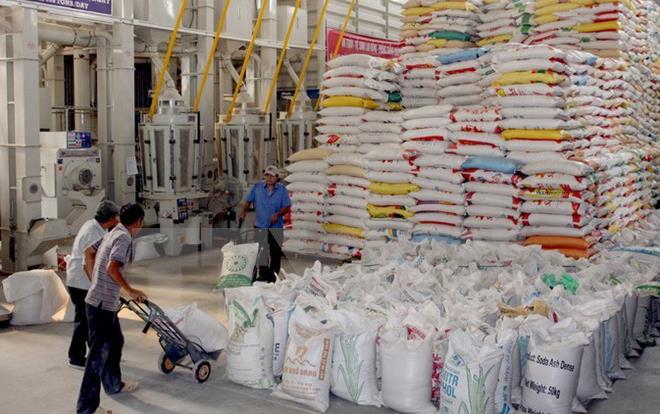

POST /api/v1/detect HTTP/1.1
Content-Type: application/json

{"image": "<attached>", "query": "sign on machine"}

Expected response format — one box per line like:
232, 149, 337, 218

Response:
27, 0, 113, 15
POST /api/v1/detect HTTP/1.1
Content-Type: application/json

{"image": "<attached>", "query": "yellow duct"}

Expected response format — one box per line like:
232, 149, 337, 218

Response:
225, 0, 270, 124
193, 0, 233, 112
262, 0, 302, 114
148, 0, 188, 119
287, 0, 331, 118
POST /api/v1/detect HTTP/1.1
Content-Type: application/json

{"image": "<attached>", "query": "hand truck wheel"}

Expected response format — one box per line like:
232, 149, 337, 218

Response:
193, 360, 212, 383
158, 352, 176, 375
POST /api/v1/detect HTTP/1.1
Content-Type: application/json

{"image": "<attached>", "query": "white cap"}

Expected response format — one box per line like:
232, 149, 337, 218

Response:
264, 165, 279, 177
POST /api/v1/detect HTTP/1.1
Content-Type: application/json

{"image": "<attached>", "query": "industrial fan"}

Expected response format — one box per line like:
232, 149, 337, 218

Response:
207, 176, 244, 228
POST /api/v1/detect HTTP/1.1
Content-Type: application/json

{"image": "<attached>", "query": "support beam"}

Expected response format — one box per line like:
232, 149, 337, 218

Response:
108, 0, 136, 205
0, 6, 42, 271
195, 0, 217, 184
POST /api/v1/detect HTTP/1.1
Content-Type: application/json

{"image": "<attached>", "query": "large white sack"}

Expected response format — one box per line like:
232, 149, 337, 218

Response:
257, 282, 298, 378
165, 303, 228, 352
624, 293, 640, 356
601, 313, 625, 380
495, 319, 521, 414
225, 287, 274, 388
330, 309, 382, 406
217, 242, 259, 289
2, 269, 68, 325
520, 317, 588, 414
272, 296, 339, 412
440, 329, 504, 414
380, 332, 435, 413
576, 325, 608, 404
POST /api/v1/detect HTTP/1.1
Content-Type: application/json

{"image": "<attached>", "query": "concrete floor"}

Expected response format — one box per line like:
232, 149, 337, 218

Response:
0, 249, 659, 414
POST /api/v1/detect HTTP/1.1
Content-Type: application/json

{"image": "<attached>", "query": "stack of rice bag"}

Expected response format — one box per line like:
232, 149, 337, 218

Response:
400, 0, 482, 108
484, 44, 598, 257
316, 54, 404, 258
283, 149, 331, 253
436, 47, 492, 108
400, 1, 480, 55
404, 105, 468, 243
400, 53, 440, 109
477, 0, 534, 47
360, 110, 416, 247
323, 151, 370, 258
462, 155, 524, 243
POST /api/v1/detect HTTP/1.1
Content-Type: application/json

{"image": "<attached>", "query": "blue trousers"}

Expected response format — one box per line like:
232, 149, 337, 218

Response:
76, 303, 124, 414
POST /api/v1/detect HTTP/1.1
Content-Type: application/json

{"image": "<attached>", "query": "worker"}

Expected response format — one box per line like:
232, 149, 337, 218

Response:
76, 204, 148, 414
239, 165, 291, 282
66, 201, 120, 370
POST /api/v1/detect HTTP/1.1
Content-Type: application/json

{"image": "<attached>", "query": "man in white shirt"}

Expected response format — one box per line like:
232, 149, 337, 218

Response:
66, 201, 120, 370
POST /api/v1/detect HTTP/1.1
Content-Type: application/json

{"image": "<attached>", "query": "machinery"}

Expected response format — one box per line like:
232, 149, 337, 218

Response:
277, 56, 316, 165
40, 131, 105, 235
138, 88, 213, 256
216, 54, 273, 187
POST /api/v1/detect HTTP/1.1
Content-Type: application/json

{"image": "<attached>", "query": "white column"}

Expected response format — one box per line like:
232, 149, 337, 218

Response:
0, 6, 42, 271
45, 53, 65, 131
109, 0, 136, 205
197, 0, 215, 177
73, 47, 91, 130
260, 0, 278, 166
96, 36, 111, 194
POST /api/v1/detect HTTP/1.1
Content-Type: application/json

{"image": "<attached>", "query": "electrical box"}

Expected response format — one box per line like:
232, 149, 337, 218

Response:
277, 6, 308, 46
218, 0, 256, 40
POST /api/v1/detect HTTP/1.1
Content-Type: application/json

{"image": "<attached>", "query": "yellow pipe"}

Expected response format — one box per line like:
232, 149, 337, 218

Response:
148, 0, 188, 119
193, 0, 233, 112
333, 0, 358, 59
225, 0, 270, 124
313, 0, 357, 111
262, 0, 301, 114
287, 0, 331, 118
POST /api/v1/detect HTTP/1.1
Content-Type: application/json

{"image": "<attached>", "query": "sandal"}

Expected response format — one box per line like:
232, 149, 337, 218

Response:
120, 381, 139, 394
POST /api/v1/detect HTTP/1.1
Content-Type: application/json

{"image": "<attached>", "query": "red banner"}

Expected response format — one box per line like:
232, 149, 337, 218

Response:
326, 28, 401, 61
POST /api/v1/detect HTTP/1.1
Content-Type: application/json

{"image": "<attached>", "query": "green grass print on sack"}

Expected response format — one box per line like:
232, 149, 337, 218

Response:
337, 336, 364, 403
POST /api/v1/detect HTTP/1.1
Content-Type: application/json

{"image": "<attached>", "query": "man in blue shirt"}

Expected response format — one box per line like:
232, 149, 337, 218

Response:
239, 165, 291, 282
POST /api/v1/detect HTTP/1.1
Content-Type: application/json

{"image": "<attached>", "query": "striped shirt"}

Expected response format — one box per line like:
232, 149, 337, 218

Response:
85, 224, 133, 312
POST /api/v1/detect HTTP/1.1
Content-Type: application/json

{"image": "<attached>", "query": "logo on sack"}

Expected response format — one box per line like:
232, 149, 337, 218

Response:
226, 255, 248, 272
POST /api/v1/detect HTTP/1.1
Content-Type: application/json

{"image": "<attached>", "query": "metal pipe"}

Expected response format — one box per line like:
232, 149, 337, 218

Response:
39, 43, 60, 64
284, 57, 300, 87
263, 0, 301, 113
224, 0, 270, 123
193, 0, 232, 112
222, 54, 241, 84
148, 0, 189, 119
287, 0, 331, 117
38, 22, 96, 47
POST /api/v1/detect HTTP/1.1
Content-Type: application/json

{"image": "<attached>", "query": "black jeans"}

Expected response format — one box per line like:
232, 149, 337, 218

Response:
255, 228, 284, 282
67, 286, 89, 364
76, 303, 124, 414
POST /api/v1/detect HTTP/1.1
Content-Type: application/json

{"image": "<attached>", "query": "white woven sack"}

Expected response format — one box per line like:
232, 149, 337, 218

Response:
415, 154, 465, 169
466, 205, 521, 219
464, 216, 520, 230
403, 105, 453, 120
410, 213, 464, 226
319, 107, 366, 117
225, 287, 274, 389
